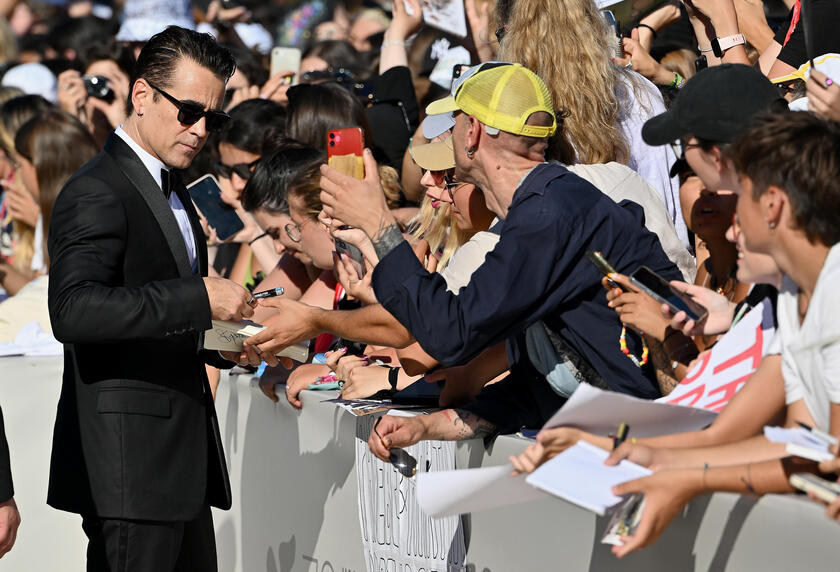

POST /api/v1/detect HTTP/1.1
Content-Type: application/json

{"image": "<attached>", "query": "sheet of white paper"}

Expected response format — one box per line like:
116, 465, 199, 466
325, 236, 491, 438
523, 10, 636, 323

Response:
420, 0, 468, 38
764, 426, 827, 448
0, 321, 62, 357
417, 464, 548, 518
525, 441, 652, 516
542, 383, 717, 437
204, 319, 310, 362
764, 426, 833, 461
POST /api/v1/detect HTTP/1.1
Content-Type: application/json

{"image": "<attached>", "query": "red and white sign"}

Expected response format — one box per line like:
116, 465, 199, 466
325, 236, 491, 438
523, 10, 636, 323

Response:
657, 299, 776, 412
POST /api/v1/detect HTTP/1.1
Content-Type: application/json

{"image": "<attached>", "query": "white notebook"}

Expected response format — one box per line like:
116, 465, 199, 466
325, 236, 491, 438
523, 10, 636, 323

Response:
525, 441, 652, 516
204, 319, 310, 363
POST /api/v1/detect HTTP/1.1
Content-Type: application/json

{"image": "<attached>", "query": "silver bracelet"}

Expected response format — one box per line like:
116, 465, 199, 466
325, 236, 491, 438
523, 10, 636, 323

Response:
380, 40, 407, 50
697, 45, 713, 53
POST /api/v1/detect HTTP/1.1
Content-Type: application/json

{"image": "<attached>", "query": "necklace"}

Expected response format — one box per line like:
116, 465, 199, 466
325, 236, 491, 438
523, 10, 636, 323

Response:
619, 325, 649, 367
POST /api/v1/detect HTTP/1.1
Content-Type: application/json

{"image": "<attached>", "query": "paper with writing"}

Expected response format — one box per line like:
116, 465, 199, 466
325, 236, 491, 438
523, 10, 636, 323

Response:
204, 319, 310, 362
525, 441, 652, 516
542, 383, 717, 438
417, 463, 548, 518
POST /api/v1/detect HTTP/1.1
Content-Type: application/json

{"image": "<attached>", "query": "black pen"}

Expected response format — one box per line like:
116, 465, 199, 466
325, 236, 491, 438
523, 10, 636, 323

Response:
252, 286, 285, 299
613, 423, 629, 451
796, 421, 838, 446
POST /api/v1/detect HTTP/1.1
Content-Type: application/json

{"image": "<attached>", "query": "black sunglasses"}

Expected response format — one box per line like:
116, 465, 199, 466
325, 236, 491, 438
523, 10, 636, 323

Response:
146, 81, 230, 132
214, 158, 259, 180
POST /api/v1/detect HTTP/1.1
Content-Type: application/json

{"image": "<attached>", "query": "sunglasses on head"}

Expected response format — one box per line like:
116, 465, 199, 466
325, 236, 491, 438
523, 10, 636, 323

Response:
146, 81, 230, 132
214, 158, 259, 180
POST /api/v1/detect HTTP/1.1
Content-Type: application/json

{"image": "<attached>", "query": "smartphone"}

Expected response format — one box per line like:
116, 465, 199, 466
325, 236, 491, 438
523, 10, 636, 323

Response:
586, 250, 623, 290
629, 266, 708, 322
327, 127, 365, 179
334, 237, 366, 279
452, 64, 470, 83
790, 473, 840, 504
270, 47, 301, 85
187, 174, 245, 241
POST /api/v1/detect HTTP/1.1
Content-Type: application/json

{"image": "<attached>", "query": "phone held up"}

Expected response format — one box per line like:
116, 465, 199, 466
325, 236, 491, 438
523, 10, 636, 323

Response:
270, 47, 301, 85
187, 174, 245, 241
326, 127, 366, 278
629, 266, 708, 322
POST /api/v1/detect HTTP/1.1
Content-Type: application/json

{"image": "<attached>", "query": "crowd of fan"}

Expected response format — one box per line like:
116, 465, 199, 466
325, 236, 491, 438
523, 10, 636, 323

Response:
0, 0, 839, 560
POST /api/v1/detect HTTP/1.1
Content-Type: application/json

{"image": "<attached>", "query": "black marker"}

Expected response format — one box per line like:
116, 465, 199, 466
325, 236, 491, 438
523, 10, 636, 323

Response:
613, 423, 630, 451
253, 286, 285, 300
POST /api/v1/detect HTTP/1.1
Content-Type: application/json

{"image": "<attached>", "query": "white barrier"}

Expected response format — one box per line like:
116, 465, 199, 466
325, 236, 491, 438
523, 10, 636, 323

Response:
2, 357, 840, 571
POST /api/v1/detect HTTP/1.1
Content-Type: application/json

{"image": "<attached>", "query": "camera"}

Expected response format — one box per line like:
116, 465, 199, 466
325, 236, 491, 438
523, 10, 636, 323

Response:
82, 75, 114, 102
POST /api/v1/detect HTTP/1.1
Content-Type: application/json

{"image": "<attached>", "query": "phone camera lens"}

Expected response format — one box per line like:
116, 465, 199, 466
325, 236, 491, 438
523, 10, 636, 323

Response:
329, 133, 334, 138
329, 141, 334, 146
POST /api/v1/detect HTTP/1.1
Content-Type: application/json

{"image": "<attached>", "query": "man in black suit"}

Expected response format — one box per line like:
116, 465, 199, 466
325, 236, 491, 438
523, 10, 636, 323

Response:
0, 407, 20, 559
47, 27, 265, 571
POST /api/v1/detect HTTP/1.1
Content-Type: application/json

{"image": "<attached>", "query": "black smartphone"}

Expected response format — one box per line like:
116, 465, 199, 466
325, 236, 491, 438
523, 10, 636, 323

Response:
334, 237, 366, 278
629, 266, 708, 322
187, 174, 245, 241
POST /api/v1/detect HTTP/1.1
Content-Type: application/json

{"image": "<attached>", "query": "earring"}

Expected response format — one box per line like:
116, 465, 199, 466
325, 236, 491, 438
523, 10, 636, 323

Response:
768, 220, 777, 229
465, 146, 475, 158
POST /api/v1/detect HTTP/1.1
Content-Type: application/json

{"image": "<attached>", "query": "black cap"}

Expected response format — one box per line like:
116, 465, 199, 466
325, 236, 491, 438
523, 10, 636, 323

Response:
642, 64, 784, 146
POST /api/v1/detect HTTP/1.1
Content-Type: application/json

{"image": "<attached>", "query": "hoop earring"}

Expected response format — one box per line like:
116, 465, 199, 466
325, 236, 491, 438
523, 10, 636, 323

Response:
465, 146, 475, 158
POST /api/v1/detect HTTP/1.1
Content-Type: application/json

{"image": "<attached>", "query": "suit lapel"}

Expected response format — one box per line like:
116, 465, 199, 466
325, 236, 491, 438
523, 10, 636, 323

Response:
104, 133, 193, 278
174, 182, 209, 276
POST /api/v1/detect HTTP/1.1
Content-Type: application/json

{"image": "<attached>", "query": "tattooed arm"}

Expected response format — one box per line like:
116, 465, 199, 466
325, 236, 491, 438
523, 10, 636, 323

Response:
368, 408, 498, 462
370, 213, 406, 261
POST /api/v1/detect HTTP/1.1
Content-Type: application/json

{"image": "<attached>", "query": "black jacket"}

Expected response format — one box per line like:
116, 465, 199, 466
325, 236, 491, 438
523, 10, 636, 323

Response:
0, 407, 12, 503
47, 133, 232, 521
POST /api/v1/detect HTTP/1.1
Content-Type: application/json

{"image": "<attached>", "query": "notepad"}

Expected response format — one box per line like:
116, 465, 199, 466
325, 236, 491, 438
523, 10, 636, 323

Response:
763, 426, 834, 462
204, 319, 310, 363
525, 441, 652, 516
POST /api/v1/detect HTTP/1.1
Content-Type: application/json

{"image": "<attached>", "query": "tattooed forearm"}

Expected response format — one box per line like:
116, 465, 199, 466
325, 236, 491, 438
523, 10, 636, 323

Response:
370, 214, 404, 260
451, 409, 497, 440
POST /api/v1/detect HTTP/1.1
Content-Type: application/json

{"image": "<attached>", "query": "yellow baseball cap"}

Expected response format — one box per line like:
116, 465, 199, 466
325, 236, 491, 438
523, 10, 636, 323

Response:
425, 62, 557, 138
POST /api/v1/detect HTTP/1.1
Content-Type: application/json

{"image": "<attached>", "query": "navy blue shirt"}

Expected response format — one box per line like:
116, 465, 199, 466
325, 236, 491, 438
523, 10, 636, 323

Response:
372, 163, 681, 399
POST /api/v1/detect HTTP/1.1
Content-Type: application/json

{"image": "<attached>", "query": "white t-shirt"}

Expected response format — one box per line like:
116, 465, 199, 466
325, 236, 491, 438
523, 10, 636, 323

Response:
777, 244, 840, 430
440, 228, 500, 293
617, 72, 688, 251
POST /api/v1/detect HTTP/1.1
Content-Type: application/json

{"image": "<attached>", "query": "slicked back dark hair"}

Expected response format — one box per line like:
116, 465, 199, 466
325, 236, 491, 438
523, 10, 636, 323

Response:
732, 111, 840, 247
126, 26, 236, 115
241, 143, 324, 214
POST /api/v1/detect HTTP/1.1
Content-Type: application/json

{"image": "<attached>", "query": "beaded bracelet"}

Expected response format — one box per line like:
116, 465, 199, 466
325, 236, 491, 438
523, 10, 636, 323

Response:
619, 325, 649, 367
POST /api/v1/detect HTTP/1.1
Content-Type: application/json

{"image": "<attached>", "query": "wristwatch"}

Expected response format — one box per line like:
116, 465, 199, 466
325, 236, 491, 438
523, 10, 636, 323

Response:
711, 33, 746, 58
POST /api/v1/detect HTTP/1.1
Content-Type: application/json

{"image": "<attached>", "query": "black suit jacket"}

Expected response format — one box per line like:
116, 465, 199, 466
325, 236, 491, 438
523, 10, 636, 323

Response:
0, 407, 13, 503
47, 133, 232, 521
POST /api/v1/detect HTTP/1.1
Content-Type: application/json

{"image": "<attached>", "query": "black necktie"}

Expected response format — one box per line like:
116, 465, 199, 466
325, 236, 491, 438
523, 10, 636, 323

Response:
161, 168, 182, 200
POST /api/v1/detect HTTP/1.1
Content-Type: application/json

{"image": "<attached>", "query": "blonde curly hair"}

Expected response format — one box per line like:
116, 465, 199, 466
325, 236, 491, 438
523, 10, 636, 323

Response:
497, 0, 632, 165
